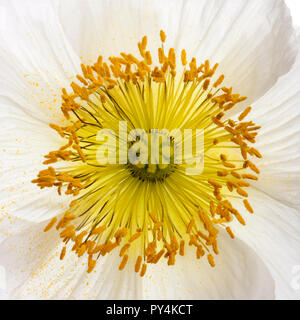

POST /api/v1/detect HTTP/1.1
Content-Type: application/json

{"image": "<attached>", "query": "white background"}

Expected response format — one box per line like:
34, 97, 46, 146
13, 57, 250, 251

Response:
286, 0, 300, 25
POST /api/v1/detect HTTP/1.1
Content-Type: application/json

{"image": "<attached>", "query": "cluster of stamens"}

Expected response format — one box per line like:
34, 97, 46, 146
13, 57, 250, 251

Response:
33, 30, 262, 276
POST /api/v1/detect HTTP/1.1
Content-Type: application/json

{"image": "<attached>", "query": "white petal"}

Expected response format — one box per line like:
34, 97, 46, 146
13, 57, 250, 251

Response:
142, 230, 274, 300
0, 0, 80, 123
59, 0, 298, 103
0, 223, 274, 300
231, 188, 300, 300
0, 113, 70, 223
0, 215, 35, 245
250, 48, 300, 208
0, 1, 79, 222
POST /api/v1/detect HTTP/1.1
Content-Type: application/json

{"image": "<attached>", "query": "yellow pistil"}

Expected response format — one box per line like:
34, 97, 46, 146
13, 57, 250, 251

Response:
32, 30, 262, 277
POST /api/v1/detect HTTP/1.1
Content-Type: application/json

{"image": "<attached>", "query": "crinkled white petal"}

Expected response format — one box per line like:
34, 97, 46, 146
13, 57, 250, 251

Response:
0, 112, 70, 223
0, 0, 82, 222
0, 0, 80, 124
231, 188, 300, 300
58, 0, 298, 104
0, 223, 274, 300
249, 48, 300, 208
0, 216, 35, 245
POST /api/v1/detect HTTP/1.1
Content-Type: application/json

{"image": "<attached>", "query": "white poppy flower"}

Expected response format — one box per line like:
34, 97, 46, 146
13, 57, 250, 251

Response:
0, 0, 299, 300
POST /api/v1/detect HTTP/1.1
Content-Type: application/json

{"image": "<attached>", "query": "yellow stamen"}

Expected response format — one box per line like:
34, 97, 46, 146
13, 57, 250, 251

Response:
207, 254, 215, 267
135, 256, 142, 273
181, 49, 187, 66
140, 263, 147, 277
243, 199, 254, 214
160, 30, 166, 43
44, 217, 57, 232
239, 106, 252, 121
226, 227, 235, 239
119, 254, 129, 271
60, 246, 66, 260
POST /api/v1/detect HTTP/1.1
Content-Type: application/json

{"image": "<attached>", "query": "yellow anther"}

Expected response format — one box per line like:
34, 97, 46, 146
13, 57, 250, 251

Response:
141, 36, 147, 50
135, 256, 142, 273
187, 218, 195, 233
203, 79, 210, 90
87, 258, 97, 273
138, 42, 145, 58
231, 171, 241, 179
92, 225, 106, 235
226, 227, 235, 239
119, 244, 130, 257
129, 232, 142, 243
149, 212, 158, 223
181, 49, 187, 66
217, 171, 228, 177
196, 246, 205, 259
248, 161, 260, 174
73, 144, 86, 163
160, 30, 166, 43
207, 254, 215, 267
243, 199, 254, 214
179, 240, 185, 256
223, 162, 236, 169
119, 254, 129, 271
213, 75, 225, 87
115, 228, 128, 239
145, 51, 152, 65
236, 188, 248, 198
153, 249, 165, 264
242, 174, 258, 181
168, 252, 176, 266
208, 179, 222, 189
44, 217, 57, 232
140, 263, 147, 277
60, 246, 66, 260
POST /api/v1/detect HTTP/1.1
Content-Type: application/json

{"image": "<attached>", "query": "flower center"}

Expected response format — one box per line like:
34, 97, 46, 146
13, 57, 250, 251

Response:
126, 133, 177, 182
128, 163, 176, 182
33, 30, 262, 276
